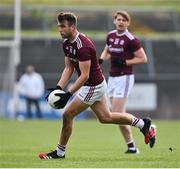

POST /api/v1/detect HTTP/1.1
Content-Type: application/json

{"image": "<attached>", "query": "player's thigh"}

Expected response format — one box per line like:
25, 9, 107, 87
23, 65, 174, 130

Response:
91, 95, 111, 120
112, 97, 127, 112
109, 75, 134, 98
107, 77, 115, 98
64, 96, 89, 118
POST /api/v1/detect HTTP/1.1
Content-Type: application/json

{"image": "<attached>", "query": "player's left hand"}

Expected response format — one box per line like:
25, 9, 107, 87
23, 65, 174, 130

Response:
98, 58, 104, 64
45, 85, 62, 101
112, 58, 126, 67
54, 92, 72, 109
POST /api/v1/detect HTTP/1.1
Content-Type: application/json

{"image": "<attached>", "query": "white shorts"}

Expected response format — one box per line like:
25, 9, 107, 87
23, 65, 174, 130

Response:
77, 80, 107, 105
107, 75, 134, 98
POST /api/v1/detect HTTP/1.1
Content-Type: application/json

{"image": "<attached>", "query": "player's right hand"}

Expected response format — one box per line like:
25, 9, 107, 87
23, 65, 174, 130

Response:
112, 58, 126, 67
54, 91, 72, 109
45, 85, 62, 101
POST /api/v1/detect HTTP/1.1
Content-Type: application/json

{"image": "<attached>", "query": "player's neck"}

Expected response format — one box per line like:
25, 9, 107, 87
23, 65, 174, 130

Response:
117, 29, 126, 34
69, 30, 79, 42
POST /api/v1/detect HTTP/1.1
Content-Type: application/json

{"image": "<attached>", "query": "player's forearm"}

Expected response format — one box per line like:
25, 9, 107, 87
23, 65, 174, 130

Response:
126, 56, 147, 66
126, 48, 147, 66
100, 47, 110, 61
57, 67, 74, 89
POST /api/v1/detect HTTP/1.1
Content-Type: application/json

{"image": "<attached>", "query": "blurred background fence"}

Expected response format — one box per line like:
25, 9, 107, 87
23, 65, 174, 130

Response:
0, 2, 180, 119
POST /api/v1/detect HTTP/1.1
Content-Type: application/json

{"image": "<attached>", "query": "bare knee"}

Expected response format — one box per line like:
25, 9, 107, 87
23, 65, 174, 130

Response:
98, 115, 112, 124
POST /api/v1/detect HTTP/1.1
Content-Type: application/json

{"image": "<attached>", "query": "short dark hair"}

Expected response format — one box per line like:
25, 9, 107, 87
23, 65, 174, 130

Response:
57, 12, 77, 26
114, 11, 131, 23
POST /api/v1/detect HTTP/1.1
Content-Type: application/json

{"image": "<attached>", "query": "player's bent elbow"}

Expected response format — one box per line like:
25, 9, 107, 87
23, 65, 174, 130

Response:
140, 57, 147, 64
143, 57, 148, 63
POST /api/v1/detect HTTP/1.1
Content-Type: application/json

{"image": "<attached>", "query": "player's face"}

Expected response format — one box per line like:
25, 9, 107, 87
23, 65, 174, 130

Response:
114, 15, 129, 33
57, 21, 74, 39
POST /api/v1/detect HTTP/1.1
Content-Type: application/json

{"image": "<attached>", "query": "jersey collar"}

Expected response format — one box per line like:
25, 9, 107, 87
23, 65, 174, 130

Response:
116, 29, 128, 37
70, 32, 80, 43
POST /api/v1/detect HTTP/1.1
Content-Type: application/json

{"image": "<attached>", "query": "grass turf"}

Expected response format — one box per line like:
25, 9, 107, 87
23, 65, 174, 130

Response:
0, 119, 180, 168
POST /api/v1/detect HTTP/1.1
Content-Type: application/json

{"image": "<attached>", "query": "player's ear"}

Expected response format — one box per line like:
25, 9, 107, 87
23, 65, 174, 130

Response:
113, 19, 116, 25
71, 23, 76, 28
70, 24, 76, 31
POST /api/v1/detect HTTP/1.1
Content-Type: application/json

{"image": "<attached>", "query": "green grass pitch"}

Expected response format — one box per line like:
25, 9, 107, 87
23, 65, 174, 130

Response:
0, 119, 180, 168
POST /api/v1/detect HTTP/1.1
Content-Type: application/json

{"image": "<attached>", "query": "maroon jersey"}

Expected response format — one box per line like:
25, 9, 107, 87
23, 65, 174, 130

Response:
63, 32, 104, 86
106, 29, 141, 76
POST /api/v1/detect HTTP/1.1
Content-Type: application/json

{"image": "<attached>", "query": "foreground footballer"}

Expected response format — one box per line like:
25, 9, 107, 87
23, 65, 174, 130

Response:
39, 12, 156, 159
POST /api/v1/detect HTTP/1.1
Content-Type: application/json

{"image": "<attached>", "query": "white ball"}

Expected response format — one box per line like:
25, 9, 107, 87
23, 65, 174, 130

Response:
48, 89, 65, 109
